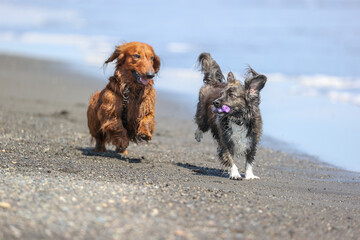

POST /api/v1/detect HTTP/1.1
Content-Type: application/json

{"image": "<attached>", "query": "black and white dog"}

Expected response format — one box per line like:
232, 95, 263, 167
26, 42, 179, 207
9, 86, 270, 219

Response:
194, 53, 267, 180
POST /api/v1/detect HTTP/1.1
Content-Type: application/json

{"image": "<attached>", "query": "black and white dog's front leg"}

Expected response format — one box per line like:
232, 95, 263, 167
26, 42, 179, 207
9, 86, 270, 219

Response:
218, 144, 242, 180
217, 118, 242, 180
245, 148, 259, 180
230, 161, 242, 180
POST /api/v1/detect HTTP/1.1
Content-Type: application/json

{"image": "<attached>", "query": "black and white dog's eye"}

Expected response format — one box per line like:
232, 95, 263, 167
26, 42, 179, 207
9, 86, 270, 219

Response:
134, 54, 141, 59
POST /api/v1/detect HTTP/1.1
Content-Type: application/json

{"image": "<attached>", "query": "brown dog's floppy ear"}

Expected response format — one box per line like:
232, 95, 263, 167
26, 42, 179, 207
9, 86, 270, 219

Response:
153, 54, 160, 73
104, 49, 118, 64
104, 45, 126, 66
227, 72, 236, 84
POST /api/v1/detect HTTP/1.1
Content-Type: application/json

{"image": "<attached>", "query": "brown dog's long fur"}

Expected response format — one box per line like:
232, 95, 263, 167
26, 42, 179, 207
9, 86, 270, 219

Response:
87, 42, 160, 154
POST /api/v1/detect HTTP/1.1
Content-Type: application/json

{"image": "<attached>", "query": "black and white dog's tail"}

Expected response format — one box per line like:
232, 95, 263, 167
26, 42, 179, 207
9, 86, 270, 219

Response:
198, 53, 225, 85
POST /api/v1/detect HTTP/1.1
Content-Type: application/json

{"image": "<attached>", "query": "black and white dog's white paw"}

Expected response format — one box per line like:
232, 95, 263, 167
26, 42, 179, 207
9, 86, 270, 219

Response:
229, 165, 242, 180
244, 173, 260, 180
244, 163, 260, 180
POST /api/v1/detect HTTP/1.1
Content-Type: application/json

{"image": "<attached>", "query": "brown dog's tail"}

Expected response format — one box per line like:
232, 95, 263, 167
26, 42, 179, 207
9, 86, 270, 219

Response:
197, 52, 225, 85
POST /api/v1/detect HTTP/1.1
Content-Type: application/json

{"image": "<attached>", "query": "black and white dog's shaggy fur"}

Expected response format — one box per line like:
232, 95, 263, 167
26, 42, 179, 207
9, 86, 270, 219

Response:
194, 53, 267, 180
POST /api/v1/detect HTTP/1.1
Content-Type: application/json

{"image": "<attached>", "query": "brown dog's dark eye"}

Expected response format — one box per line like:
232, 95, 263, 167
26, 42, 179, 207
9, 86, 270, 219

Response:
151, 56, 154, 60
133, 54, 141, 59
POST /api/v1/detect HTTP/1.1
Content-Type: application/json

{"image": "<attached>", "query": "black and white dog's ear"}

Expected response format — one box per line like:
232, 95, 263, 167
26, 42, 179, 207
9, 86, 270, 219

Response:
245, 65, 266, 94
245, 71, 267, 104
246, 65, 259, 77
245, 75, 266, 93
227, 72, 236, 84
197, 52, 225, 84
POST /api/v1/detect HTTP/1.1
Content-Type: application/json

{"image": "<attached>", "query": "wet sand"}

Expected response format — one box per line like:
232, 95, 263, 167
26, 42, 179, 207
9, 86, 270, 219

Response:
0, 54, 359, 239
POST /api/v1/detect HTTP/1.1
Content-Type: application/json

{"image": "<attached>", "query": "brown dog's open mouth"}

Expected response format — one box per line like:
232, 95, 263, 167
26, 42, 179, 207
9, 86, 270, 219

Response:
132, 70, 150, 86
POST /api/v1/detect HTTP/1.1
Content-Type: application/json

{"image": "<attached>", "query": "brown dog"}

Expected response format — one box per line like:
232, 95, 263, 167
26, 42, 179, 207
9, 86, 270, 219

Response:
87, 42, 160, 154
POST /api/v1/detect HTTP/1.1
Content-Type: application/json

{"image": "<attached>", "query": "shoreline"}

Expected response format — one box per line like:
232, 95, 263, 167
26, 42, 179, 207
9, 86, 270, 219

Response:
0, 53, 359, 239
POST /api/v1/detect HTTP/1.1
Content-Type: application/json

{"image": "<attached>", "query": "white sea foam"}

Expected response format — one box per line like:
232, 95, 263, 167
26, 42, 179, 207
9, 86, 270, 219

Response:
298, 75, 360, 90
0, 31, 115, 66
327, 91, 360, 106
0, 2, 84, 28
267, 73, 360, 106
166, 42, 196, 53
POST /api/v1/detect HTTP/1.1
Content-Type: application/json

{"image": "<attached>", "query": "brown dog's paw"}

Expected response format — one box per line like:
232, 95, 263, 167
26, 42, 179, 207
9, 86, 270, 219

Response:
137, 133, 152, 141
137, 125, 152, 141
115, 147, 128, 154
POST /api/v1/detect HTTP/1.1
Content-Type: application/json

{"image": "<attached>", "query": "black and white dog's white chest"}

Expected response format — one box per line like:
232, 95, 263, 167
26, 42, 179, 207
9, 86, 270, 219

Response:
230, 122, 251, 156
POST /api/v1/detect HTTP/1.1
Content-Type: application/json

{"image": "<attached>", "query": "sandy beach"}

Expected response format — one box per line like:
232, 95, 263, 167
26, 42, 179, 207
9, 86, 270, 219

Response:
0, 54, 359, 240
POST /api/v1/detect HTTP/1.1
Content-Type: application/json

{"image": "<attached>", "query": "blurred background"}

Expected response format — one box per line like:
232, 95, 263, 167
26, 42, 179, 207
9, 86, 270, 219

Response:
0, 0, 359, 171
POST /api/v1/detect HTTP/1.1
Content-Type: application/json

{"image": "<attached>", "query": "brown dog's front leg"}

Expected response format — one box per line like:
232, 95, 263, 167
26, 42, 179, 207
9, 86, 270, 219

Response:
136, 87, 155, 141
113, 129, 130, 154
115, 146, 128, 154
137, 113, 155, 141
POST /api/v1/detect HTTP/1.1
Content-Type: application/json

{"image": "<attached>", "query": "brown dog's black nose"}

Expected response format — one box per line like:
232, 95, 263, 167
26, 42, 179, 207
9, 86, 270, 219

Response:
213, 99, 221, 108
146, 71, 155, 79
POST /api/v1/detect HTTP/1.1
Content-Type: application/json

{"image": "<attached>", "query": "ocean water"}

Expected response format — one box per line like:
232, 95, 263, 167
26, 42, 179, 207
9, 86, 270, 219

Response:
0, 0, 359, 172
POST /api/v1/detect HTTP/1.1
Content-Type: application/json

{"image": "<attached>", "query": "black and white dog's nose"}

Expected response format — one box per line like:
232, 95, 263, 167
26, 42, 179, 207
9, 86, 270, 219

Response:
213, 99, 221, 108
146, 71, 155, 79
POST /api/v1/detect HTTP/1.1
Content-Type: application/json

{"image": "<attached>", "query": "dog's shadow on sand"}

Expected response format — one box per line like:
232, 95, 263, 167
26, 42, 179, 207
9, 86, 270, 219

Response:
176, 162, 228, 178
77, 147, 142, 163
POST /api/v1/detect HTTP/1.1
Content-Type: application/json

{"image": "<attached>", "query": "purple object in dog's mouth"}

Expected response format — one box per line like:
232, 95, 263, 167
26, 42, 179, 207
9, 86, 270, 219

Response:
222, 105, 230, 113
212, 105, 231, 113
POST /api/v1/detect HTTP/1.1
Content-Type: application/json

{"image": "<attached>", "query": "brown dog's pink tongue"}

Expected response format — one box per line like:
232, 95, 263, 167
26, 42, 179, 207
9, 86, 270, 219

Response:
140, 77, 150, 85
